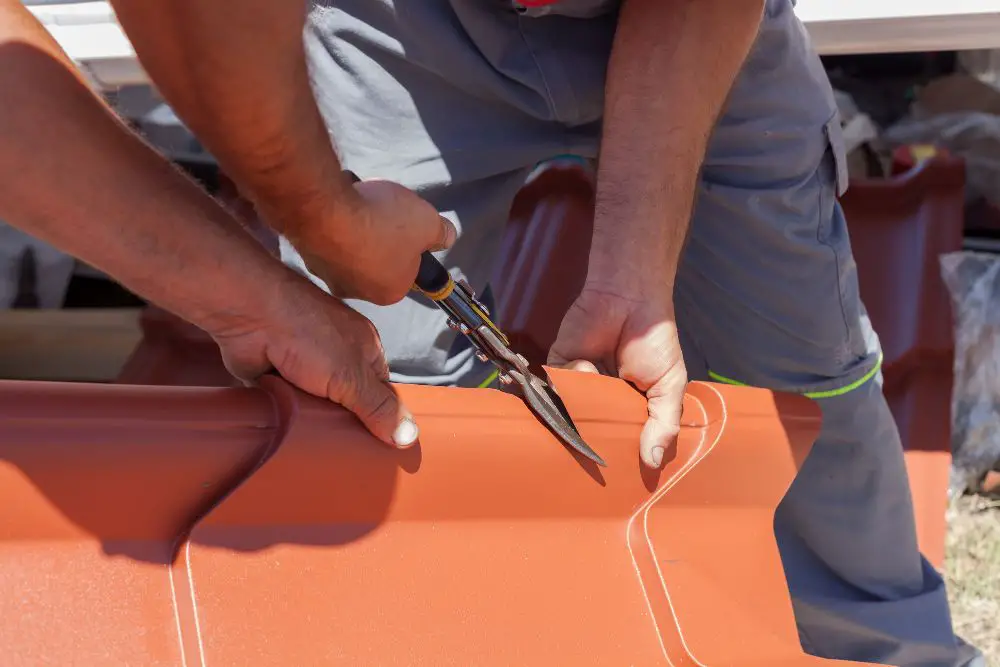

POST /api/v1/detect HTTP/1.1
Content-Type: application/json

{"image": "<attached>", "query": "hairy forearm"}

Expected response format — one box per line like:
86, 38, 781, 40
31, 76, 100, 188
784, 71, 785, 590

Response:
109, 0, 359, 237
592, 0, 764, 292
0, 0, 293, 330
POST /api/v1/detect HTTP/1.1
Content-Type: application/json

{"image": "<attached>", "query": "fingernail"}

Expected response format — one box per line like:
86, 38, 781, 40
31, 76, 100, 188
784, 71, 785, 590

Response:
444, 221, 458, 248
392, 418, 419, 448
651, 446, 664, 468
566, 360, 601, 375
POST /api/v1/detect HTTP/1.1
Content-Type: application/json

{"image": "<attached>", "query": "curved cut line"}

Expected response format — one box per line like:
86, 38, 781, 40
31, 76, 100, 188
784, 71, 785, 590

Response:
647, 383, 727, 667
169, 381, 292, 667
626, 381, 727, 666
170, 381, 727, 666
626, 389, 708, 665
168, 535, 202, 667
168, 563, 189, 667
187, 541, 208, 667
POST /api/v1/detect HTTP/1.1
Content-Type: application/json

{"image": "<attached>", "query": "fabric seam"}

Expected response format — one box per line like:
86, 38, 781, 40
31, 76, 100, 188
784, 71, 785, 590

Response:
513, 14, 560, 121
817, 116, 854, 365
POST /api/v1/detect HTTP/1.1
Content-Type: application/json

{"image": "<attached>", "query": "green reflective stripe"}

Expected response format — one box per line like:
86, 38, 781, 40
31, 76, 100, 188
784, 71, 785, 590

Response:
804, 354, 884, 398
477, 369, 500, 389
707, 352, 883, 399
706, 370, 749, 387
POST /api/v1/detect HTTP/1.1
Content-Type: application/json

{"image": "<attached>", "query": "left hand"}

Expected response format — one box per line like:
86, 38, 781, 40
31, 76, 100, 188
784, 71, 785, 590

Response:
548, 284, 688, 469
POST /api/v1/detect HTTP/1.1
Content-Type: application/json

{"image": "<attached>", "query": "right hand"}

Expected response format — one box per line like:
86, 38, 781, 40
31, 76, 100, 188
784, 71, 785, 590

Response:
287, 177, 458, 305
206, 272, 419, 449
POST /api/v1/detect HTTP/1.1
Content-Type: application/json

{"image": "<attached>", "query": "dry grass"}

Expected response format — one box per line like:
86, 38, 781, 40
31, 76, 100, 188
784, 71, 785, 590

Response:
945, 494, 1000, 666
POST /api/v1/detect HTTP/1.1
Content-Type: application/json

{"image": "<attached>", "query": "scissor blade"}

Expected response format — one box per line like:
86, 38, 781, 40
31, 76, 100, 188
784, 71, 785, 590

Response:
507, 368, 607, 467
472, 325, 606, 466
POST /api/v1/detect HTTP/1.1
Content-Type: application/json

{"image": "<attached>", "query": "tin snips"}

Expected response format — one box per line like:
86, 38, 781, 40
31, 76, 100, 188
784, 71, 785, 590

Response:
411, 251, 606, 467
341, 169, 604, 466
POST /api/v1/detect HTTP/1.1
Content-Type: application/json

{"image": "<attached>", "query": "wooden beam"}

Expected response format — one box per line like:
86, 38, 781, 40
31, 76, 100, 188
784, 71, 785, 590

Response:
0, 308, 143, 382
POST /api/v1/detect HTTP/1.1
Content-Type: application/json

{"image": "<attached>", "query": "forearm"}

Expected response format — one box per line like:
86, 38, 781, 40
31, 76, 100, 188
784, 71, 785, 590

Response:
0, 0, 293, 330
592, 0, 763, 292
109, 0, 359, 237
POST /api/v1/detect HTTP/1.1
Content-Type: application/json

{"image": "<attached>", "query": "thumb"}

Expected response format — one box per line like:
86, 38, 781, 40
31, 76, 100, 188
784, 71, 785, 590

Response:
427, 214, 458, 252
336, 369, 419, 449
638, 369, 686, 469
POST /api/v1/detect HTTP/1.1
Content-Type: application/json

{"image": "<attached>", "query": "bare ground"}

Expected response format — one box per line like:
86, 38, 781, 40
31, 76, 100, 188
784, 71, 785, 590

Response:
945, 494, 1000, 666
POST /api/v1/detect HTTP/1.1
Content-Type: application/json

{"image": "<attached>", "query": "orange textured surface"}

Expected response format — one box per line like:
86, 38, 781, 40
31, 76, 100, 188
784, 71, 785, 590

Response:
0, 372, 879, 665
0, 381, 276, 666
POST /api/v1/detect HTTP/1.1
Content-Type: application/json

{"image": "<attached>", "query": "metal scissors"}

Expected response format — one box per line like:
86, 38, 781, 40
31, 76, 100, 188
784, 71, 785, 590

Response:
411, 250, 606, 467
342, 170, 605, 466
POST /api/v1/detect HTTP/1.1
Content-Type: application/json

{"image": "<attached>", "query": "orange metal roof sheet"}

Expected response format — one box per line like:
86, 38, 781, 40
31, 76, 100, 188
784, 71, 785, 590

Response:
1, 370, 879, 665
0, 381, 276, 666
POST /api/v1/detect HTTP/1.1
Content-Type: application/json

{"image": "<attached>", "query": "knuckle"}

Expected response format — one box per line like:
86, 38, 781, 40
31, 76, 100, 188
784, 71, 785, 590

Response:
367, 339, 391, 381
371, 358, 391, 382
325, 362, 363, 408
217, 336, 273, 383
359, 390, 397, 425
327, 359, 396, 425
657, 419, 682, 439
270, 344, 299, 379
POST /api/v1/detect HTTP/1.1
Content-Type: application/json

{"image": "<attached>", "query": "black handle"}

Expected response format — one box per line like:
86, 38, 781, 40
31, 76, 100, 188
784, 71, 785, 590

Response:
414, 251, 452, 296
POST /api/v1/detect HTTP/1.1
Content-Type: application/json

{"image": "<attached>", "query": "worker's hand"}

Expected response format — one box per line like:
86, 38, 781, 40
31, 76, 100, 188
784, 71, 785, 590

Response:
206, 273, 419, 449
287, 178, 458, 305
548, 285, 687, 469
